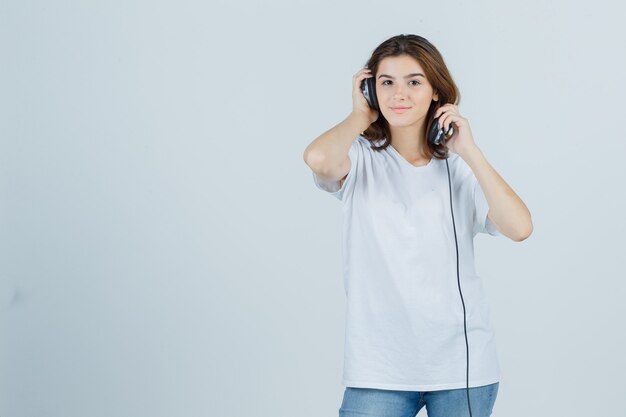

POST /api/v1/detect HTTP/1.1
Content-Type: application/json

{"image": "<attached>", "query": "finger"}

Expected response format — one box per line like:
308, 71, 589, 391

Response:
356, 72, 373, 87
438, 110, 456, 128
441, 113, 458, 132
359, 73, 373, 85
434, 105, 453, 119
443, 114, 456, 132
354, 68, 371, 79
360, 68, 373, 78
443, 115, 462, 133
439, 113, 450, 130
437, 111, 448, 128
435, 105, 450, 120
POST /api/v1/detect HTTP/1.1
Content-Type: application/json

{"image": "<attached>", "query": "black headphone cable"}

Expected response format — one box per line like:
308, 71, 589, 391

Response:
442, 145, 474, 417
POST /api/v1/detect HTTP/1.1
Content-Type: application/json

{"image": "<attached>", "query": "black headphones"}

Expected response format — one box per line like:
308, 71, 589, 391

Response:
361, 74, 477, 417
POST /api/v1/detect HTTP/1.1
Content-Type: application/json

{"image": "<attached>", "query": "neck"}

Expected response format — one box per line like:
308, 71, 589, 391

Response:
388, 118, 428, 160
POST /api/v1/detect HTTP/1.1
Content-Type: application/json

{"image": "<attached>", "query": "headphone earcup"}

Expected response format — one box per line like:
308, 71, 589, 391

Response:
361, 77, 380, 111
428, 116, 444, 147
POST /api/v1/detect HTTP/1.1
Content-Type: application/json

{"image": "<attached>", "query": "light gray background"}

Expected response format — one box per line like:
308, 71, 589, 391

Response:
1, 1, 625, 416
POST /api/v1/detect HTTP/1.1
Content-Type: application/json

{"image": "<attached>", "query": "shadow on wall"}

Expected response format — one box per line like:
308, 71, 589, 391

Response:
0, 284, 25, 311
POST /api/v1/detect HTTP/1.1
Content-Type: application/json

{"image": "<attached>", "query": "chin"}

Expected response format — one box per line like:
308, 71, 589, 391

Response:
385, 116, 418, 126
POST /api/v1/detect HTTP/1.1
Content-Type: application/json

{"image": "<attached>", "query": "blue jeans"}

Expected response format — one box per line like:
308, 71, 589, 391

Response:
338, 382, 499, 417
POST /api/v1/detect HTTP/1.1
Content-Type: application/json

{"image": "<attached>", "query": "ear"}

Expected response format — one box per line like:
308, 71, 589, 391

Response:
433, 91, 439, 102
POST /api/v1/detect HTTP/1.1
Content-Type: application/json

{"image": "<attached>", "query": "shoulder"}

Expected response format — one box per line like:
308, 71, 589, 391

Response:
441, 152, 474, 182
356, 135, 387, 151
348, 135, 377, 156
356, 135, 375, 147
448, 152, 469, 167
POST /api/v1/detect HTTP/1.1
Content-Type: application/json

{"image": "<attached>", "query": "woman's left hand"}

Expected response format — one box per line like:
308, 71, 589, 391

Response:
434, 104, 479, 159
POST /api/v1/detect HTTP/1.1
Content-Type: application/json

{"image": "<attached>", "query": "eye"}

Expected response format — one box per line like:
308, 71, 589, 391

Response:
381, 80, 422, 86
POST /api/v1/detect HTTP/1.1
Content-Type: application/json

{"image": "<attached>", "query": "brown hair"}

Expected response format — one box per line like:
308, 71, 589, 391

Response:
362, 34, 460, 160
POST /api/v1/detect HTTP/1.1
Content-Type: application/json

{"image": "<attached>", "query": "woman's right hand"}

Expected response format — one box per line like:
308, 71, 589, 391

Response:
352, 67, 379, 126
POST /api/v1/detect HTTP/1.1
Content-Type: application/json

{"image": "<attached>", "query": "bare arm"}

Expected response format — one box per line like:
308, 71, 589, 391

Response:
464, 146, 533, 241
303, 112, 370, 181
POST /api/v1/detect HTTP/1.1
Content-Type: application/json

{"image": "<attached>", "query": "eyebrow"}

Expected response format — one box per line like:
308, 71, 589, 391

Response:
378, 73, 425, 79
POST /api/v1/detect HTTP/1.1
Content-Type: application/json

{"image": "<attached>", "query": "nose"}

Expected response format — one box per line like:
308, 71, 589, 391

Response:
392, 85, 408, 100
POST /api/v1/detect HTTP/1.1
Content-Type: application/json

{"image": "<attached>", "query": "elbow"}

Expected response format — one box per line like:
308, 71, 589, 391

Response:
513, 220, 533, 242
303, 148, 312, 165
304, 149, 326, 172
303, 147, 317, 167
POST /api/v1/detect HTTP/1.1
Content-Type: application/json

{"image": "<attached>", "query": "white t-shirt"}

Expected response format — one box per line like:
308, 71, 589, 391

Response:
312, 135, 502, 392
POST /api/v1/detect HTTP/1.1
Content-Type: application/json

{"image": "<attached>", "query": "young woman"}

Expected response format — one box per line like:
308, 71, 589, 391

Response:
303, 34, 532, 417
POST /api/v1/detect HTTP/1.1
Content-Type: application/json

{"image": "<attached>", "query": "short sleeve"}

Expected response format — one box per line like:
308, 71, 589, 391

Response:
311, 137, 362, 203
471, 173, 502, 237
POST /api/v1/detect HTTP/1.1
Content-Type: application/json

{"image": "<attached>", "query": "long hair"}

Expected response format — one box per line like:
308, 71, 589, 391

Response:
363, 34, 460, 160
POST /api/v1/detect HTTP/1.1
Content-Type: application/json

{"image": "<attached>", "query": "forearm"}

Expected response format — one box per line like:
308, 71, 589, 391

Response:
463, 146, 533, 241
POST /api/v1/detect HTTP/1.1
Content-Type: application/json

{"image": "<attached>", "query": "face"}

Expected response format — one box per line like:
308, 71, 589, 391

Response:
375, 55, 438, 126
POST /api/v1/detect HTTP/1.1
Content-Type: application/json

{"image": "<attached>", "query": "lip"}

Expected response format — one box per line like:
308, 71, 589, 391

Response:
390, 107, 411, 114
